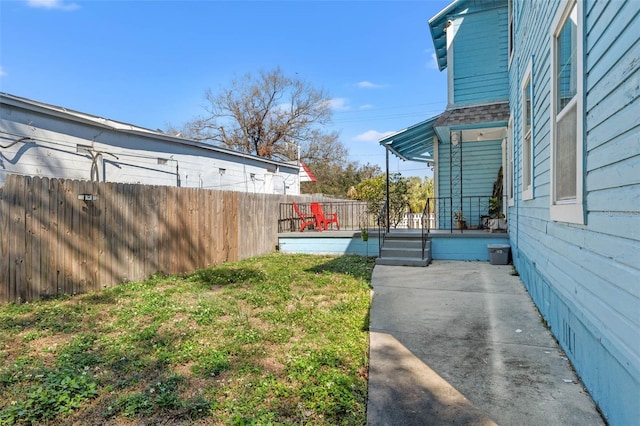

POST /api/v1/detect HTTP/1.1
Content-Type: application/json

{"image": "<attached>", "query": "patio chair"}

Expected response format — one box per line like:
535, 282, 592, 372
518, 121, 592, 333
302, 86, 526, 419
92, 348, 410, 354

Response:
292, 201, 318, 232
311, 202, 340, 231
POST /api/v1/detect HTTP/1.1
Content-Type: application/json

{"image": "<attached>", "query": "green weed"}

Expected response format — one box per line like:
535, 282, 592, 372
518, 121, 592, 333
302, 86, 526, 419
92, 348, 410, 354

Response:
0, 253, 374, 425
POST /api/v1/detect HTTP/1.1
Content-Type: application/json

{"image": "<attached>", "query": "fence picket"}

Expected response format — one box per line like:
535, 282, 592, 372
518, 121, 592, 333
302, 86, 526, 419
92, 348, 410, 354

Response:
66, 180, 78, 295
0, 176, 8, 302
12, 176, 27, 301
56, 179, 66, 296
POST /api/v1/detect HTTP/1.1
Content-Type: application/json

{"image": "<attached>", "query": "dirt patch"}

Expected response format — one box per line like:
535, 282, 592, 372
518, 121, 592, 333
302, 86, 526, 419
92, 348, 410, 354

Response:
26, 333, 71, 364
256, 355, 285, 375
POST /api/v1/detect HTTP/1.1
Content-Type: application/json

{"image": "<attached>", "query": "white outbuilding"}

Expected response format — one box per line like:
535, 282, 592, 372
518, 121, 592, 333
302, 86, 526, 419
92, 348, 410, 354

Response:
0, 92, 301, 194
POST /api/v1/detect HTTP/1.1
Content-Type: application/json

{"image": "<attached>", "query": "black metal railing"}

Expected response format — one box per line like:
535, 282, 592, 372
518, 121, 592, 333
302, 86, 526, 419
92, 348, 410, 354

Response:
278, 201, 373, 233
421, 201, 430, 260
424, 195, 508, 233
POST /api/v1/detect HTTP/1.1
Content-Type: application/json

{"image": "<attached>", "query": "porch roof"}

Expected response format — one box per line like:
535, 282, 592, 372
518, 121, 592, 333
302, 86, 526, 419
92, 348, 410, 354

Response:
378, 101, 510, 163
434, 101, 510, 127
378, 115, 439, 163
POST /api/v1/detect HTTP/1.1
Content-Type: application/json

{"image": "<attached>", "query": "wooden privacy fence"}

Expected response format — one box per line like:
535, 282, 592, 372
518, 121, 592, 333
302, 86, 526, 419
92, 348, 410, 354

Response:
0, 174, 331, 304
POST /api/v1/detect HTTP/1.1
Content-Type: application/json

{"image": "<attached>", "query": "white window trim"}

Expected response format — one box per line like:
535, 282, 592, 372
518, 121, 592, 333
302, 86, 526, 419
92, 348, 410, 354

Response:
445, 19, 458, 106
550, 0, 585, 224
507, 117, 515, 207
522, 58, 534, 201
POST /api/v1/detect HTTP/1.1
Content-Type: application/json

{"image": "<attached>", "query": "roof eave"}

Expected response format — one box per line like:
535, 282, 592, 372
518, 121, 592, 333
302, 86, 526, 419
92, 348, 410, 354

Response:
379, 114, 440, 163
428, 0, 458, 71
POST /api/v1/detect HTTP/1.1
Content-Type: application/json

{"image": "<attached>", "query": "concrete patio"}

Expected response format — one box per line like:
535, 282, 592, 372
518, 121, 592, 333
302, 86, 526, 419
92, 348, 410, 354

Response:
367, 261, 604, 425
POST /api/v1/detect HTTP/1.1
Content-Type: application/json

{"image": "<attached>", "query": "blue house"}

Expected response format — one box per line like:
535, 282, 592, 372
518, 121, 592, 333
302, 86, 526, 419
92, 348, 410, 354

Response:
379, 0, 511, 262
507, 1, 639, 424
380, 0, 640, 424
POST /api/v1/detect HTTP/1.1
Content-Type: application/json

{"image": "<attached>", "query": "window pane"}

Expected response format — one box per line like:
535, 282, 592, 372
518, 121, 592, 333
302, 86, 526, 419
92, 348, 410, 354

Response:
508, 0, 514, 56
525, 81, 532, 132
524, 133, 531, 188
556, 104, 577, 200
556, 4, 577, 111
523, 78, 532, 191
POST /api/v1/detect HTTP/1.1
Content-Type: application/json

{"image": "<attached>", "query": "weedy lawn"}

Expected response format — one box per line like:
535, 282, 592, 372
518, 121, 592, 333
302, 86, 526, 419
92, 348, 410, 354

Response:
0, 253, 374, 425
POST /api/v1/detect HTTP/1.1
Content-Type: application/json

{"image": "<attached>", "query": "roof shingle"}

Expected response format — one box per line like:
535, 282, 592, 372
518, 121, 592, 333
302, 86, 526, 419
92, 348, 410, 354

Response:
434, 102, 510, 127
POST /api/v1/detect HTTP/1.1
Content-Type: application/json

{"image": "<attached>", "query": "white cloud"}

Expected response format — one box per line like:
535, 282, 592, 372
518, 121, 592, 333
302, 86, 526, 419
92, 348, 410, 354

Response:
275, 102, 292, 112
358, 104, 374, 110
356, 81, 386, 89
26, 0, 80, 10
326, 98, 351, 111
354, 130, 395, 143
0, 66, 6, 77
426, 51, 440, 70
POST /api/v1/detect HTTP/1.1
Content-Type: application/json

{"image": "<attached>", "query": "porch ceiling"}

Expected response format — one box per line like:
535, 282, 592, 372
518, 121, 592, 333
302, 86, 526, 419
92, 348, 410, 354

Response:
378, 115, 439, 163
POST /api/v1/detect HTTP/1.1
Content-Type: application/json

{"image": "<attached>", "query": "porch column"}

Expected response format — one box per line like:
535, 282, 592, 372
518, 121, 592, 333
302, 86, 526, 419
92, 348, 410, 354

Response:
385, 143, 390, 232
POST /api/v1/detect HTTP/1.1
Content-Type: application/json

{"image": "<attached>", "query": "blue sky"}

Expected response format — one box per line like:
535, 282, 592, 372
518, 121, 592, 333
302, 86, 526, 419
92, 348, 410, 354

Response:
0, 0, 450, 177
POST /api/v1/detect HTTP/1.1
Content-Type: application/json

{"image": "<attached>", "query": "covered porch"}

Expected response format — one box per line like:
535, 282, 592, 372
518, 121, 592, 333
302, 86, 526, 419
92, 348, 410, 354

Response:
377, 102, 510, 265
380, 102, 510, 230
277, 101, 510, 265
278, 102, 509, 264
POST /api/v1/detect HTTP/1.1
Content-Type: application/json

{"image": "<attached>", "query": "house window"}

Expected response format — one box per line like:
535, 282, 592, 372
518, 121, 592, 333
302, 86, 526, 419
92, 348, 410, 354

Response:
550, 0, 584, 223
522, 60, 533, 200
507, 117, 514, 207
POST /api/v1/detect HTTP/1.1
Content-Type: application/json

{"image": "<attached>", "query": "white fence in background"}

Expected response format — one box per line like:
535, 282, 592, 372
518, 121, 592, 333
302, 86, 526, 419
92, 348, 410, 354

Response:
396, 213, 436, 229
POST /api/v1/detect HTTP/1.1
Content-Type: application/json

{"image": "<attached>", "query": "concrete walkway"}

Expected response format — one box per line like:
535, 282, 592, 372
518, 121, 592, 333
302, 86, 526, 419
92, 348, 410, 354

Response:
367, 261, 605, 426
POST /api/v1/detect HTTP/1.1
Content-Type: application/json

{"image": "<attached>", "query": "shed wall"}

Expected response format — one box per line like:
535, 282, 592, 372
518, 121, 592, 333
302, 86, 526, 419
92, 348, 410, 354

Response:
0, 102, 300, 195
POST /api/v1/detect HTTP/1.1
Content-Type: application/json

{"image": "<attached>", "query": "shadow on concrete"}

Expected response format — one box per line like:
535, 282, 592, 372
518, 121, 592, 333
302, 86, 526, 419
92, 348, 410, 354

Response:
368, 331, 496, 426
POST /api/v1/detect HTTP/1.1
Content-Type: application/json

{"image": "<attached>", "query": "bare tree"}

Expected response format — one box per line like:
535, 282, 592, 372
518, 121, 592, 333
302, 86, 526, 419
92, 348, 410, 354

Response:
172, 67, 346, 164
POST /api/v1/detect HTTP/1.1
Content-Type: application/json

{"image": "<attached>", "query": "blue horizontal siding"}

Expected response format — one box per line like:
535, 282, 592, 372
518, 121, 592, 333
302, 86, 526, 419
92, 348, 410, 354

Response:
453, 8, 509, 105
438, 140, 503, 195
432, 236, 509, 261
279, 235, 510, 262
278, 237, 376, 257
508, 1, 640, 424
460, 140, 503, 196
514, 253, 640, 426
